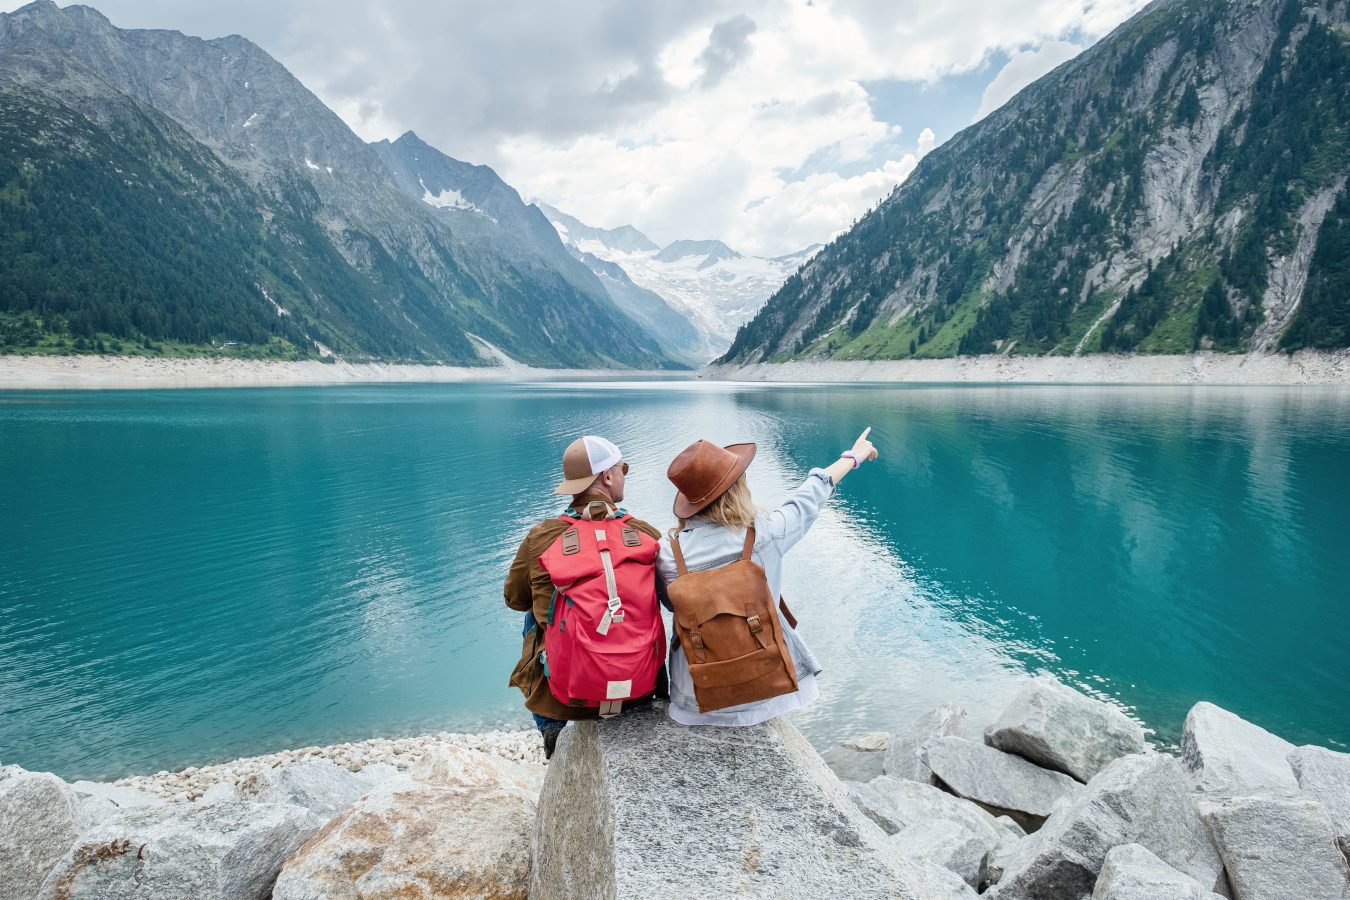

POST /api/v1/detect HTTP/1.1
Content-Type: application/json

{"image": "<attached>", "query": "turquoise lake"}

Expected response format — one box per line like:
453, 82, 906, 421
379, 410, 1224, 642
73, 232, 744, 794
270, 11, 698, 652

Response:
2, 381, 1348, 780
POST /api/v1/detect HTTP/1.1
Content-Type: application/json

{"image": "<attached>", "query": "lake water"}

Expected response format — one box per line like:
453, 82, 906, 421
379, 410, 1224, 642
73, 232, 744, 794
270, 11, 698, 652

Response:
2, 381, 1347, 780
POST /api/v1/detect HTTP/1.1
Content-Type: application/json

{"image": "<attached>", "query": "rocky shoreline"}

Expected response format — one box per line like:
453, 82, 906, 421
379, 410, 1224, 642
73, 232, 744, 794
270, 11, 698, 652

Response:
3, 683, 1347, 898
105, 729, 544, 803
703, 349, 1350, 385
4, 349, 1350, 390
0, 354, 678, 390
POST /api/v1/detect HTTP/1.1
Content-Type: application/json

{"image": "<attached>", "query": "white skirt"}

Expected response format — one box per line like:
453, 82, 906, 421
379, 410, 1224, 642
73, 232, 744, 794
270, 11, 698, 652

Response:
666, 670, 820, 727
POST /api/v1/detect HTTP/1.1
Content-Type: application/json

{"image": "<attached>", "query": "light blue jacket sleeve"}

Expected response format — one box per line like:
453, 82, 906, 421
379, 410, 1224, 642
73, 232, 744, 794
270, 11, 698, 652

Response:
758, 468, 835, 555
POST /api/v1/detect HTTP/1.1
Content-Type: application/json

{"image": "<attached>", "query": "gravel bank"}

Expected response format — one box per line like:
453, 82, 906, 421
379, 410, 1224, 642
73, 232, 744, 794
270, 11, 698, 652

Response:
703, 350, 1350, 385
108, 729, 543, 803
0, 355, 680, 390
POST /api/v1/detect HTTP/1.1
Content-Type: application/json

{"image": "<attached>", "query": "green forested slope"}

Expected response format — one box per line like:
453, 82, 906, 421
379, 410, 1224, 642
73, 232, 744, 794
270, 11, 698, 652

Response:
720, 0, 1350, 364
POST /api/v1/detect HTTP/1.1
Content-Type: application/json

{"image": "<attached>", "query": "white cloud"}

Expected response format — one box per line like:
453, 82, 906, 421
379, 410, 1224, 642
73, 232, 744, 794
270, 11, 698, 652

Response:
974, 40, 1084, 121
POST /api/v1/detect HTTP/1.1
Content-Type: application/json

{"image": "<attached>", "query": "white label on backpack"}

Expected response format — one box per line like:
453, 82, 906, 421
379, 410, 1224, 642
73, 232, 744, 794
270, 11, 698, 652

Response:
606, 679, 632, 699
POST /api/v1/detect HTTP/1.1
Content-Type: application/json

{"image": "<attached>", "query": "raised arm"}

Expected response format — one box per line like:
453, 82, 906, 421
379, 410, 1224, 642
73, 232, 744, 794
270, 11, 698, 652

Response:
761, 427, 880, 553
823, 427, 879, 485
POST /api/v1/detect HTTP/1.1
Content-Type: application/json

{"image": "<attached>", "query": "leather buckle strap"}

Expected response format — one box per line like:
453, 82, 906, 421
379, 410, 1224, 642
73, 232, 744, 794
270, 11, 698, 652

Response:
670, 532, 689, 576
741, 526, 756, 560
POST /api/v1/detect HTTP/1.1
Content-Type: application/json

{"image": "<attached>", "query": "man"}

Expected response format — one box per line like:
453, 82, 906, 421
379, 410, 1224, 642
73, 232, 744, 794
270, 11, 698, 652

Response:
504, 435, 666, 758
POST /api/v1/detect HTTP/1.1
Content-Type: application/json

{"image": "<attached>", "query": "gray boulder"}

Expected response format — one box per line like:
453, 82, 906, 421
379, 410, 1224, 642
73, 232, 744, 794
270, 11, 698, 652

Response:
883, 704, 965, 783
37, 800, 325, 900
70, 781, 165, 810
1199, 795, 1350, 900
1288, 745, 1350, 854
985, 677, 1150, 782
0, 770, 77, 900
922, 736, 1081, 829
236, 759, 370, 818
823, 744, 888, 783
848, 775, 1017, 887
1182, 702, 1298, 796
532, 703, 966, 899
989, 754, 1225, 900
273, 745, 543, 899
1092, 843, 1225, 900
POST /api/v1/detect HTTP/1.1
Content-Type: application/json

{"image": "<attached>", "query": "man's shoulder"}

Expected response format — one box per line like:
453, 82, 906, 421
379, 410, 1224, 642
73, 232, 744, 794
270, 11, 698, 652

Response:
625, 516, 665, 541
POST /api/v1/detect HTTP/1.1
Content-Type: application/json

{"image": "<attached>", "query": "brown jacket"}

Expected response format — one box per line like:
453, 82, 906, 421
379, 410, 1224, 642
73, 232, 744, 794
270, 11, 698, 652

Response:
504, 493, 664, 720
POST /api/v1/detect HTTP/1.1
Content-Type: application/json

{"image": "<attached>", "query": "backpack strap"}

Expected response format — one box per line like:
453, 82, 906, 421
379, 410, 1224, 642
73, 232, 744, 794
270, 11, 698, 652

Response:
741, 527, 756, 560
669, 532, 689, 576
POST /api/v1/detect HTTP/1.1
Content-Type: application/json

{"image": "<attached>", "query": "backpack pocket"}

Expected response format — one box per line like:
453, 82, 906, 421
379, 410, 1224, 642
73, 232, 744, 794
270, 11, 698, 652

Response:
687, 646, 798, 712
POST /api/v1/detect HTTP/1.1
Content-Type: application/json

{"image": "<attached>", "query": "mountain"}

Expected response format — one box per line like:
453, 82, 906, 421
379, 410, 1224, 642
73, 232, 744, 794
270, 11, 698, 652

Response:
536, 201, 660, 254
0, 1, 678, 368
719, 0, 1350, 364
538, 203, 822, 360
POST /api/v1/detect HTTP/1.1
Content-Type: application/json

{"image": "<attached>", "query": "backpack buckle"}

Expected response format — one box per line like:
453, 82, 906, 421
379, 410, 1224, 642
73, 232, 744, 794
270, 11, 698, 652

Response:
747, 615, 762, 634
689, 630, 704, 650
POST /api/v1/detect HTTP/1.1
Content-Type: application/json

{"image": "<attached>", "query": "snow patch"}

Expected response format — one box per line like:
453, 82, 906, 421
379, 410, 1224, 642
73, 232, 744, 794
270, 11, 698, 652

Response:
243, 112, 258, 129
304, 158, 320, 171
418, 179, 496, 222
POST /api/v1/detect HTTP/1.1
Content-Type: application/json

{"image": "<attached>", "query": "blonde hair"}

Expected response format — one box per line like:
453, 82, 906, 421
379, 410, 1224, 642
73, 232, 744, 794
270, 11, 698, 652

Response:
697, 474, 758, 530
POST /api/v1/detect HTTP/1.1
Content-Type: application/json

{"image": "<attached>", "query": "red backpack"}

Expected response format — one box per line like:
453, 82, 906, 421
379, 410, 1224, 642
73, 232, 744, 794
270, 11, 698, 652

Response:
537, 509, 666, 717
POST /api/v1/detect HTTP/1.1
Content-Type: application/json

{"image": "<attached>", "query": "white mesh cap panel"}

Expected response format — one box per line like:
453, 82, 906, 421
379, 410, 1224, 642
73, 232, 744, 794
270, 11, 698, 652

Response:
582, 435, 622, 474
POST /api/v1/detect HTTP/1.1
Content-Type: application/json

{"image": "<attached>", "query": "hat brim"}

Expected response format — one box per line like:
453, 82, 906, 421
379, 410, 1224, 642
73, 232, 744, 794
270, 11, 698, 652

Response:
672, 442, 756, 519
553, 473, 600, 495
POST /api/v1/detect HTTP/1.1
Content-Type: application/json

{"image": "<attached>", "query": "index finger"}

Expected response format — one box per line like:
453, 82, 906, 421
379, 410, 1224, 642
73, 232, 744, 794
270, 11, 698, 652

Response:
859, 426, 871, 440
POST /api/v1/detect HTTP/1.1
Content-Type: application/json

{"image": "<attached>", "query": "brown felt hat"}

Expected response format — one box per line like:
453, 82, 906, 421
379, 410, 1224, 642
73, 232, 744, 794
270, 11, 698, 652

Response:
667, 439, 756, 519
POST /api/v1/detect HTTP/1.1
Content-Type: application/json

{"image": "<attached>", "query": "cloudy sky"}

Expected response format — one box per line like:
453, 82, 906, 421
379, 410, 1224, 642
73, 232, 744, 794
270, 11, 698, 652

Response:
17, 0, 1151, 255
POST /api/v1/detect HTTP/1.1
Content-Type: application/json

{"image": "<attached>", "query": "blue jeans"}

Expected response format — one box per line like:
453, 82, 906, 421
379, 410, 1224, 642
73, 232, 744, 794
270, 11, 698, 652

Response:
523, 610, 566, 735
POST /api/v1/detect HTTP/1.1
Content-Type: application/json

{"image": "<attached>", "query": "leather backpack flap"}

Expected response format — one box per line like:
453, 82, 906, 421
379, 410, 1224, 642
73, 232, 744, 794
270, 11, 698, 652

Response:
668, 559, 800, 713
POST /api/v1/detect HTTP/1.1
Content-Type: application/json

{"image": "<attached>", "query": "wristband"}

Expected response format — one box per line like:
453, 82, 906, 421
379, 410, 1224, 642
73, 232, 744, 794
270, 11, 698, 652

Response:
841, 450, 862, 469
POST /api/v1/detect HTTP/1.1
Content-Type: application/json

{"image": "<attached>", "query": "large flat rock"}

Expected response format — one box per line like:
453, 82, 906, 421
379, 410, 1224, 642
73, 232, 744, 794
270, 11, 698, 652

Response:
0, 770, 78, 900
531, 703, 971, 899
848, 775, 1017, 887
922, 736, 1081, 828
985, 677, 1149, 782
883, 705, 965, 784
1182, 702, 1298, 796
37, 800, 324, 900
989, 754, 1225, 900
1288, 744, 1350, 855
1091, 843, 1225, 900
1199, 795, 1350, 900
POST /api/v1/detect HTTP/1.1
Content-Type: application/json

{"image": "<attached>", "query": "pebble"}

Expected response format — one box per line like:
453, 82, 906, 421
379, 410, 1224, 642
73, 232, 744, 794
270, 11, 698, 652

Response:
107, 728, 544, 802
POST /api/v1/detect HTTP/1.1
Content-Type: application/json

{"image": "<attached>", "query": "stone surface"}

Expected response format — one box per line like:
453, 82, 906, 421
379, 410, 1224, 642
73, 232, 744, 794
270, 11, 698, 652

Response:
849, 775, 1015, 887
410, 745, 543, 796
201, 782, 239, 804
823, 745, 887, 783
272, 779, 535, 900
70, 781, 165, 810
1200, 795, 1350, 900
1289, 744, 1350, 854
1091, 843, 1225, 900
532, 703, 963, 899
237, 759, 371, 818
0, 770, 77, 900
883, 704, 965, 783
922, 736, 1081, 827
985, 677, 1149, 782
989, 754, 1225, 900
37, 800, 324, 900
1182, 701, 1299, 796
844, 732, 891, 752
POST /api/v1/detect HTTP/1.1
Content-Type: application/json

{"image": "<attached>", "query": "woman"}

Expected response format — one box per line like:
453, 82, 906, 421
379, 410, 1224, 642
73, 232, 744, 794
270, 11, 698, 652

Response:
657, 428, 879, 726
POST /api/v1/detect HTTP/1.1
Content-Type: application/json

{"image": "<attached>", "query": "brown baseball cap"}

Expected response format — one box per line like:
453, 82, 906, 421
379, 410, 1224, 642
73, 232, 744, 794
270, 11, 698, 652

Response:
553, 435, 625, 495
667, 439, 756, 518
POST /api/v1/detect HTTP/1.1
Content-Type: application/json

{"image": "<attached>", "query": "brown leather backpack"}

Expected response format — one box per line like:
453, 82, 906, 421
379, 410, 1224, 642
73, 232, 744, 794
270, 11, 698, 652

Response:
667, 527, 799, 712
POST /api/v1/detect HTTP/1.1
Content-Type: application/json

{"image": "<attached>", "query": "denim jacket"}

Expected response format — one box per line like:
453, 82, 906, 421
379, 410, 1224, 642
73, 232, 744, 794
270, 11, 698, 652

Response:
657, 468, 834, 716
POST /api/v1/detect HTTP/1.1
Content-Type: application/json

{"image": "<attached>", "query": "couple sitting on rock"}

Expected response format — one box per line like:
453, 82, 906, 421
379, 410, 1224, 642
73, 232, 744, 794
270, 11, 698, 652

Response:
504, 430, 879, 758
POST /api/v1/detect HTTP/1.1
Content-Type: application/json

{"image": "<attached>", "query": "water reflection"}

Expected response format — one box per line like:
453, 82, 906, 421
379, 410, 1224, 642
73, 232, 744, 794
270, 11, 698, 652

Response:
1, 383, 1346, 780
